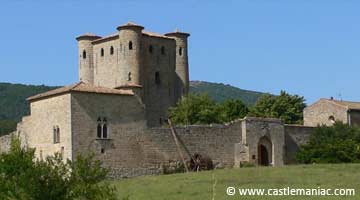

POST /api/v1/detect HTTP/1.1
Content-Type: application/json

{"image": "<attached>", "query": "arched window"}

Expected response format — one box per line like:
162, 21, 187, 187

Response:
128, 72, 132, 81
129, 41, 133, 50
161, 46, 165, 55
97, 117, 102, 138
97, 117, 109, 139
100, 48, 104, 57
110, 46, 114, 55
179, 47, 183, 56
149, 45, 153, 54
103, 124, 108, 139
97, 124, 102, 138
82, 50, 87, 59
155, 72, 160, 85
329, 116, 335, 124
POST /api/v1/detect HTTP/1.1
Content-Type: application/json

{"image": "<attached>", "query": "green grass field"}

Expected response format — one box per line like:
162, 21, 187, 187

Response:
111, 164, 360, 200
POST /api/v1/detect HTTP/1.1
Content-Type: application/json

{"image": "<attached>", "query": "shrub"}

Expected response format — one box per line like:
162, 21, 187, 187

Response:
0, 136, 118, 200
296, 122, 360, 164
169, 94, 249, 125
249, 91, 306, 124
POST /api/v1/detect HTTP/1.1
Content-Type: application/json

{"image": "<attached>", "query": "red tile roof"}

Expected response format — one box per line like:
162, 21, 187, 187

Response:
115, 83, 143, 89
323, 98, 360, 111
27, 82, 134, 101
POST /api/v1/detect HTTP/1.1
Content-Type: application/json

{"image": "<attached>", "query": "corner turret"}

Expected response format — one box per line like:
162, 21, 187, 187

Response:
76, 33, 101, 84
165, 30, 190, 98
117, 22, 144, 86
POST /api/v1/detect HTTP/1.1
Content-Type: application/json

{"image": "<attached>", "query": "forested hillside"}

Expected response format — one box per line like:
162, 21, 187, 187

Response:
0, 83, 59, 135
190, 81, 265, 105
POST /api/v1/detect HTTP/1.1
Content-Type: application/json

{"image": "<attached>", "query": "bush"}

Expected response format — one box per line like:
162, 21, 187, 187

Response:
0, 119, 17, 136
162, 160, 186, 174
249, 91, 306, 124
296, 122, 360, 164
0, 136, 118, 200
169, 94, 249, 125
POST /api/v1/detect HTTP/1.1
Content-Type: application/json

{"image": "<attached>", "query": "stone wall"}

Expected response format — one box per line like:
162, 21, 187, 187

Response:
349, 110, 360, 127
70, 92, 148, 179
143, 122, 242, 168
21, 94, 73, 160
93, 37, 122, 88
240, 117, 285, 166
0, 132, 14, 153
141, 35, 177, 127
284, 124, 314, 164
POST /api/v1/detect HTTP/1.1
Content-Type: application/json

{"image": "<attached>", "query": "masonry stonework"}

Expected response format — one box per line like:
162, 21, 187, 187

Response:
284, 125, 314, 164
304, 99, 348, 126
77, 22, 189, 127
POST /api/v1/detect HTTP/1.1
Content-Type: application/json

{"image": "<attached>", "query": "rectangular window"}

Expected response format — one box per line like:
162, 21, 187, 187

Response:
53, 126, 60, 144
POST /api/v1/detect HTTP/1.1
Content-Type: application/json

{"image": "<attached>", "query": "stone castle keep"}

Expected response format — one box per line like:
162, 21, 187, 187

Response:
77, 22, 189, 127
1, 22, 360, 178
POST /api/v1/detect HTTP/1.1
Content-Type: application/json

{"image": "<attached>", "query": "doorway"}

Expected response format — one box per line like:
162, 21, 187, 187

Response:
257, 136, 272, 166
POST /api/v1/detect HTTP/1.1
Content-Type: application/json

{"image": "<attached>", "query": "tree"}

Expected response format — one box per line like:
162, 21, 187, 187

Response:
169, 94, 221, 125
296, 122, 360, 164
0, 136, 118, 200
218, 99, 249, 122
249, 91, 306, 124
0, 120, 17, 136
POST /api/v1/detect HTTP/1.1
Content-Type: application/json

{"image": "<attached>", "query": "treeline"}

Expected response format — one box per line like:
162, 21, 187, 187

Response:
169, 91, 306, 125
0, 120, 17, 136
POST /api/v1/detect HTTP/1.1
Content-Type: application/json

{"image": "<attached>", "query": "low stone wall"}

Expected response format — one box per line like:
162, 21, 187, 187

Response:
145, 122, 242, 167
108, 167, 163, 179
105, 121, 243, 178
103, 119, 316, 178
0, 132, 14, 153
284, 125, 314, 164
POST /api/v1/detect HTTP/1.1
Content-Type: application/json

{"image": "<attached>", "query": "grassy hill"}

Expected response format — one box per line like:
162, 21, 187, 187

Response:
112, 164, 359, 200
0, 81, 265, 136
190, 81, 265, 105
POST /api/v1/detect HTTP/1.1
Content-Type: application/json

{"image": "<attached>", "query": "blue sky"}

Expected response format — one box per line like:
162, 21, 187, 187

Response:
0, 0, 359, 104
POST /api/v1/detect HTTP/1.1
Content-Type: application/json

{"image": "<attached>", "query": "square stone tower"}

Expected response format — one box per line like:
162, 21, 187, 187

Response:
76, 22, 190, 127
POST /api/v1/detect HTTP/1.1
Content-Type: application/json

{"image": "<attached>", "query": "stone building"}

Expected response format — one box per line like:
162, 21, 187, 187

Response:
304, 98, 360, 127
77, 22, 189, 127
0, 22, 317, 178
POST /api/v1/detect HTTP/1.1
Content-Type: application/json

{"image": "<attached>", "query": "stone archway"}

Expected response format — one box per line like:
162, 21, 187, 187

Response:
257, 136, 272, 166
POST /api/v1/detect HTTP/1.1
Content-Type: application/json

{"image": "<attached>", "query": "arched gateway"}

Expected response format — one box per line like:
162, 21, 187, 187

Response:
257, 136, 272, 166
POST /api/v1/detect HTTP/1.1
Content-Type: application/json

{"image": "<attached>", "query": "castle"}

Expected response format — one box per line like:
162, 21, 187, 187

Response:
77, 22, 189, 127
1, 22, 359, 178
